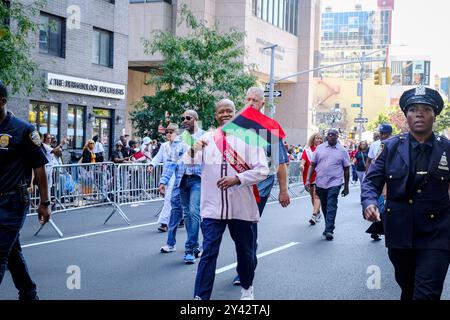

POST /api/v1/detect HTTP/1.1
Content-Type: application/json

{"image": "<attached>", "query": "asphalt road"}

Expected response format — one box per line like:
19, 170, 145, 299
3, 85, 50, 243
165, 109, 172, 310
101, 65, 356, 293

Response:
1, 185, 449, 300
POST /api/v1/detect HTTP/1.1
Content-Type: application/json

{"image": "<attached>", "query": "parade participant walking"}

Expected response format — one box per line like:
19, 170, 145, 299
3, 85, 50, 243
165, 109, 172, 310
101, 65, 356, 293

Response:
365, 124, 393, 241
305, 128, 351, 240
229, 87, 290, 286
190, 99, 269, 300
353, 140, 369, 185
149, 124, 179, 232
366, 124, 393, 169
362, 87, 450, 300
301, 133, 323, 225
159, 110, 204, 264
0, 82, 51, 300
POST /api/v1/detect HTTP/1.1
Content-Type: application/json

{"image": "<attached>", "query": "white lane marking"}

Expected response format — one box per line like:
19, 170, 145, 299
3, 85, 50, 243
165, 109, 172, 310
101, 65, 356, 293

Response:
215, 242, 299, 274
22, 222, 159, 248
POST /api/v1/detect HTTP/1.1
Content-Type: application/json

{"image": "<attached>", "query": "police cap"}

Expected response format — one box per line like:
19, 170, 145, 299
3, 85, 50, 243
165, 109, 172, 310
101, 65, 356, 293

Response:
378, 124, 392, 134
399, 86, 444, 116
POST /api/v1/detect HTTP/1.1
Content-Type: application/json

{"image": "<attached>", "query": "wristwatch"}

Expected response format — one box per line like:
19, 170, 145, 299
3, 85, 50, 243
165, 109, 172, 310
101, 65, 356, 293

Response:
41, 200, 51, 207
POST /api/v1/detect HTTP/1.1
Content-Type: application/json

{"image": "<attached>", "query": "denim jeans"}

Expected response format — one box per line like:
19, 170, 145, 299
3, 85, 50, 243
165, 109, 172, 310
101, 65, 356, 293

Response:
166, 186, 183, 247
179, 175, 201, 253
194, 218, 255, 300
316, 185, 341, 234
0, 193, 37, 300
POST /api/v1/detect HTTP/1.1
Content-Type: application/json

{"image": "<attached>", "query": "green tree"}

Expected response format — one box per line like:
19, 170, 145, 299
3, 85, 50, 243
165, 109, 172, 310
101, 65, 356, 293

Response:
130, 6, 257, 138
435, 101, 450, 134
367, 105, 407, 135
0, 0, 47, 94
367, 112, 391, 132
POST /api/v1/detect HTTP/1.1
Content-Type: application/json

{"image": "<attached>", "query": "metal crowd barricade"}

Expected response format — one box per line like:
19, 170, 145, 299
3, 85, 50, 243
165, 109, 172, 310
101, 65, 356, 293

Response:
269, 161, 305, 201
32, 162, 130, 237
113, 163, 163, 211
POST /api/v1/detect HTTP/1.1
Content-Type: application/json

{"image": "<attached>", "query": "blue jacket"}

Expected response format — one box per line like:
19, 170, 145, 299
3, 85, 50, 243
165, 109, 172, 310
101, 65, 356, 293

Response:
361, 133, 450, 250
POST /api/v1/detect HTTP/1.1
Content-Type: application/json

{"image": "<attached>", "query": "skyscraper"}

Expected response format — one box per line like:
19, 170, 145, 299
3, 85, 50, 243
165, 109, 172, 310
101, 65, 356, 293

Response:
319, 0, 394, 79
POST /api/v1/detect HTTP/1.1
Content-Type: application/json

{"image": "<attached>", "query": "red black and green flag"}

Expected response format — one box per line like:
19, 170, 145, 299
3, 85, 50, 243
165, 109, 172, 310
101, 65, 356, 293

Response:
221, 106, 285, 147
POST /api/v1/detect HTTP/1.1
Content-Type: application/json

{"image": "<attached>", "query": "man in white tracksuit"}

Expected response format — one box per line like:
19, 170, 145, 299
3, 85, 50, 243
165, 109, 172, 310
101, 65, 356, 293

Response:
148, 124, 179, 232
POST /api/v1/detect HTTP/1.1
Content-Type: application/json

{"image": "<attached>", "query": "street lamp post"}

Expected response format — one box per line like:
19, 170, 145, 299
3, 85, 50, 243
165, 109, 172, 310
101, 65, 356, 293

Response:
263, 44, 278, 118
353, 48, 387, 141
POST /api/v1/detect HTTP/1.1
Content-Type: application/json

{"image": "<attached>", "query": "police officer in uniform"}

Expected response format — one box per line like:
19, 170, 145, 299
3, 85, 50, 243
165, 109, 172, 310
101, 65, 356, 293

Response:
0, 82, 51, 300
361, 86, 450, 300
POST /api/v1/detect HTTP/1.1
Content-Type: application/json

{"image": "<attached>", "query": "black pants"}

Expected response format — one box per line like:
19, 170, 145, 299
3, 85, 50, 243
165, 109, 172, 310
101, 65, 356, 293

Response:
388, 248, 450, 300
0, 194, 37, 300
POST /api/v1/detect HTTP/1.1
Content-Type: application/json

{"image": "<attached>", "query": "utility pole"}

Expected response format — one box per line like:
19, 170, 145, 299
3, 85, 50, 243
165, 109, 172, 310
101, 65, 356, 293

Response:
358, 55, 365, 142
263, 44, 278, 118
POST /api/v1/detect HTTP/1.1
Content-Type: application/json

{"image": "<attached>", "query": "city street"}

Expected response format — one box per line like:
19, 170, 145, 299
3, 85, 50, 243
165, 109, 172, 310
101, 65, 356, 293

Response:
1, 185, 449, 300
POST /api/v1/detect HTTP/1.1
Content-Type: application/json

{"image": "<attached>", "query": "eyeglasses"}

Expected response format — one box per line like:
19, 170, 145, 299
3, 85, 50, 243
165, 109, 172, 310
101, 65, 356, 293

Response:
181, 116, 193, 121
165, 130, 174, 134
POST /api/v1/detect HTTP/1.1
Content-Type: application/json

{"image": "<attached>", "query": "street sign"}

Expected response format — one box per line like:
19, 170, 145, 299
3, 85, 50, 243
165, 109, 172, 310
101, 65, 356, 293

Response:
351, 103, 360, 108
265, 83, 270, 90
354, 117, 368, 123
264, 90, 282, 98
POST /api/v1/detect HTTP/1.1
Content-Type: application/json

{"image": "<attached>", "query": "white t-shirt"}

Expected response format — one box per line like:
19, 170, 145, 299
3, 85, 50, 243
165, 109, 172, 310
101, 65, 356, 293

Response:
42, 143, 54, 163
368, 139, 382, 160
93, 142, 104, 154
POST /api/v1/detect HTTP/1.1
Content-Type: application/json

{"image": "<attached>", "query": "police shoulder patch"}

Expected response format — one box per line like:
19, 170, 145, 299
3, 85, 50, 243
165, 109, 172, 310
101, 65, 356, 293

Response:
30, 130, 42, 146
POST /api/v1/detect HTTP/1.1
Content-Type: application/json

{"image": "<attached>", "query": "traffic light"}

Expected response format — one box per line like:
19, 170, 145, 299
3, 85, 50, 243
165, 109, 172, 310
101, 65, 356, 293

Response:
374, 68, 383, 85
348, 132, 354, 139
385, 67, 392, 85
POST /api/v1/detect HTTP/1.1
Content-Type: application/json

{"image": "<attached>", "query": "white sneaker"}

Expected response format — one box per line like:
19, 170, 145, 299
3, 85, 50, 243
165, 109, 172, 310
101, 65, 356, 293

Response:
240, 286, 254, 300
315, 213, 322, 222
160, 245, 176, 253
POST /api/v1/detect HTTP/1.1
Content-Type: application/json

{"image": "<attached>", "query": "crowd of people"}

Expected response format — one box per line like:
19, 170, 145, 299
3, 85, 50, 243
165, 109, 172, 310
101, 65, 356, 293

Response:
1, 80, 449, 301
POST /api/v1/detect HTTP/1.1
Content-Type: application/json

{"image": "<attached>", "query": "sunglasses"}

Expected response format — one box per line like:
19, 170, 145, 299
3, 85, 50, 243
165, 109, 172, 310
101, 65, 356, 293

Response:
165, 130, 174, 134
181, 116, 193, 121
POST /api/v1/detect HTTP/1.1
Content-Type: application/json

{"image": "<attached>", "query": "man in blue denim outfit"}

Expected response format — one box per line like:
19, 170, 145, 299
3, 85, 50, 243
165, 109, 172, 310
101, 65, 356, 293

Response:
0, 82, 51, 300
159, 110, 204, 264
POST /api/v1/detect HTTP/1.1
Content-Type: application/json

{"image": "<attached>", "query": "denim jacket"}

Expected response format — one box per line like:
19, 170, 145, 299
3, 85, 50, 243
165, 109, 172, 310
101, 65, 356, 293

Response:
159, 129, 204, 187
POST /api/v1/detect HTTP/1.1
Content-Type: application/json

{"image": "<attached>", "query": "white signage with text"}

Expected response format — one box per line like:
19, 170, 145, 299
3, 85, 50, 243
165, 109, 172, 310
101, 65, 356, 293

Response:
47, 73, 126, 100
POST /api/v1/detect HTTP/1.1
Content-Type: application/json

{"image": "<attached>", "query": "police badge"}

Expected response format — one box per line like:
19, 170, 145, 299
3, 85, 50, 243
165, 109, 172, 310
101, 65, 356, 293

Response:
438, 152, 448, 171
30, 130, 42, 146
0, 134, 11, 149
415, 86, 426, 96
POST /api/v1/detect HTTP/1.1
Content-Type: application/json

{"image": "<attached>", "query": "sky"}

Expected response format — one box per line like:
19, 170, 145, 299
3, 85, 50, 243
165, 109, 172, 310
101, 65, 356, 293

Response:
321, 0, 450, 77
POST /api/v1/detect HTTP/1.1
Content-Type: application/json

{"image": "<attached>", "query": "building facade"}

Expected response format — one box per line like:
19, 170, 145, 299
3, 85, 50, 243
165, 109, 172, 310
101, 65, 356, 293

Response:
319, 0, 394, 80
8, 0, 129, 161
128, 0, 320, 146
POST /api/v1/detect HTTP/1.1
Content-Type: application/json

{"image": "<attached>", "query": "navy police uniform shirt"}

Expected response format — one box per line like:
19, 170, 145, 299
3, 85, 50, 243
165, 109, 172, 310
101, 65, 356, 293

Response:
361, 133, 450, 250
0, 112, 48, 193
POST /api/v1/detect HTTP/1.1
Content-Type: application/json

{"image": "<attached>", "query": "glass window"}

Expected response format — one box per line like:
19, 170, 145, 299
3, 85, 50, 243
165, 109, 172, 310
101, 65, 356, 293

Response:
267, 0, 273, 24
273, 0, 279, 27
39, 12, 65, 57
93, 108, 112, 118
279, 0, 285, 29
256, 0, 262, 18
92, 28, 113, 67
67, 106, 86, 149
29, 102, 60, 142
262, 0, 268, 21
